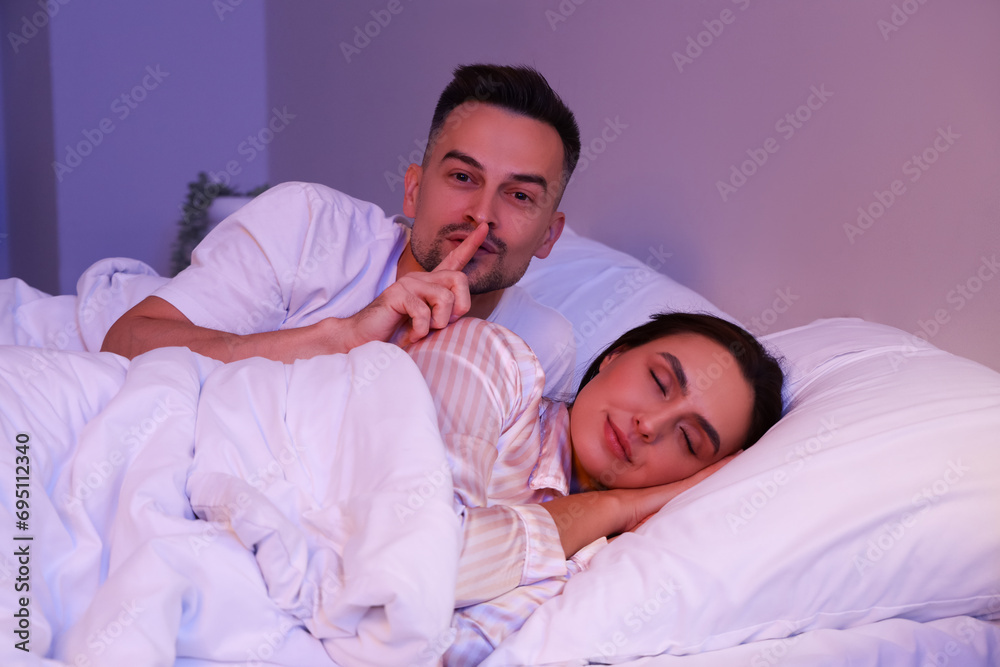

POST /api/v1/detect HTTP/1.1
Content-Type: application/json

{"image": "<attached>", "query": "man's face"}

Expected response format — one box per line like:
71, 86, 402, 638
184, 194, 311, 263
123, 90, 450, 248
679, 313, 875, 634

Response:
403, 102, 567, 294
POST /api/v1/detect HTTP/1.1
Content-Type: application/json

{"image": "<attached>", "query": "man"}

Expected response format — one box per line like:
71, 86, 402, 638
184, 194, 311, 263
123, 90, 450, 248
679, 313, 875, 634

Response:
102, 63, 581, 395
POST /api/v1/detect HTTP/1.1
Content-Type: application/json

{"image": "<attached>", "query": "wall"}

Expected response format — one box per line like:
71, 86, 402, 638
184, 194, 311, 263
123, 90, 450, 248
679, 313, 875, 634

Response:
3, 1, 997, 372
0, 36, 8, 281
1, 0, 60, 293
2, 0, 270, 294
266, 0, 1000, 372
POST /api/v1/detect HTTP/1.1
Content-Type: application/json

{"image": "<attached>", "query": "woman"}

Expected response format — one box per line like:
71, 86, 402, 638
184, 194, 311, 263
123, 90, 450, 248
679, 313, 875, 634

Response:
405, 311, 784, 609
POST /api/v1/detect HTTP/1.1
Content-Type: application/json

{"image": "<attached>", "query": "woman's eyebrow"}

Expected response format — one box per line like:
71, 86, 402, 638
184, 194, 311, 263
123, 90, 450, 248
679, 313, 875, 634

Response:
659, 352, 721, 455
660, 352, 688, 393
696, 415, 721, 456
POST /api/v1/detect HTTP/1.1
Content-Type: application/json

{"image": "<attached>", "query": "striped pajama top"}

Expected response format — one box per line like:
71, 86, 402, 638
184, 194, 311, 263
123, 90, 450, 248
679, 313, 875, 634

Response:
405, 317, 606, 664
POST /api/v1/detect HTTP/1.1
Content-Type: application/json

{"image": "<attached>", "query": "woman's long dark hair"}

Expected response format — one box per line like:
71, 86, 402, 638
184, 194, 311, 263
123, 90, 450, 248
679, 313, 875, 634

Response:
577, 312, 785, 450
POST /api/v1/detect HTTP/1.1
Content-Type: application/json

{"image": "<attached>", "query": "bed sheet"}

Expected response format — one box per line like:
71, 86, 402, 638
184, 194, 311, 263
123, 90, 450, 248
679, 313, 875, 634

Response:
581, 616, 1000, 667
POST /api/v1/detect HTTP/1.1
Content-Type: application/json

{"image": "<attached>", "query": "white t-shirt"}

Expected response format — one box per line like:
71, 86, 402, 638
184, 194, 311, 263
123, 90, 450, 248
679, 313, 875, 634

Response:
154, 181, 576, 396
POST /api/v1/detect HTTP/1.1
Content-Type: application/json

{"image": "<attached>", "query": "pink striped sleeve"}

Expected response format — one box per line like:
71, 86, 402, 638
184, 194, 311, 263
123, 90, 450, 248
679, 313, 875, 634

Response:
446, 538, 608, 666
454, 503, 567, 607
406, 319, 567, 607
406, 319, 531, 508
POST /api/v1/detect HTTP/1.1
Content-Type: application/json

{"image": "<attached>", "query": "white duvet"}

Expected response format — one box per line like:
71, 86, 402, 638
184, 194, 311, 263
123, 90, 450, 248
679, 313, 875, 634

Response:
0, 338, 460, 666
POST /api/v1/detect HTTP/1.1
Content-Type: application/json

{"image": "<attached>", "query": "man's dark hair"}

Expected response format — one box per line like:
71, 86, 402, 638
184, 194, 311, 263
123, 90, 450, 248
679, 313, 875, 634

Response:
578, 312, 786, 451
426, 64, 581, 199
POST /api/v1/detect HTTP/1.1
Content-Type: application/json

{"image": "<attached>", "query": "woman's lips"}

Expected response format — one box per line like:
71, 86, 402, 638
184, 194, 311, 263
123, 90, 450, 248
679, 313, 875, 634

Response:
605, 416, 632, 463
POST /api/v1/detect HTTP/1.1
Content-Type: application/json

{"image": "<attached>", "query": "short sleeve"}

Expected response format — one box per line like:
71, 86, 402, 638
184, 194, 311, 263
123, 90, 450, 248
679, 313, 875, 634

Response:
153, 182, 403, 335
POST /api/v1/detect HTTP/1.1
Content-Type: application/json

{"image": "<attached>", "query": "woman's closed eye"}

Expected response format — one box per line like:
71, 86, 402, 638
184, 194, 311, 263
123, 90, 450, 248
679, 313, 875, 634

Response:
650, 369, 666, 395
681, 427, 696, 456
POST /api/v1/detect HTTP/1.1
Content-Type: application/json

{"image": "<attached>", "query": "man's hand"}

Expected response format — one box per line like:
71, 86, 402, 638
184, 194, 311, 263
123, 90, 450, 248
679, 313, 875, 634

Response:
102, 224, 491, 363
342, 223, 490, 348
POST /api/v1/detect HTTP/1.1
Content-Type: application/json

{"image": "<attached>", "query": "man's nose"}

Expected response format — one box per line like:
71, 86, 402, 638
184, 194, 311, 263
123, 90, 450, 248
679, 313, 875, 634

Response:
463, 190, 497, 228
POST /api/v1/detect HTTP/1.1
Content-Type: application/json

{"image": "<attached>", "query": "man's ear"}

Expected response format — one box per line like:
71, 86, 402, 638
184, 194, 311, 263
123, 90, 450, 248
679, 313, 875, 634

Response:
532, 212, 565, 260
402, 163, 422, 218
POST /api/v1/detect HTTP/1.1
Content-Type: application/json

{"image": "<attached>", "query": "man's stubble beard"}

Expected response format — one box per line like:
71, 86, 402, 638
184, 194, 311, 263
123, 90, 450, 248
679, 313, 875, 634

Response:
411, 223, 532, 295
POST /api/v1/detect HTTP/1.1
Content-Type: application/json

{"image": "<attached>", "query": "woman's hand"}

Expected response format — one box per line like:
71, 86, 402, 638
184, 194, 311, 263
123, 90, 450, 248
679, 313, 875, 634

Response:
542, 453, 737, 558
619, 453, 737, 533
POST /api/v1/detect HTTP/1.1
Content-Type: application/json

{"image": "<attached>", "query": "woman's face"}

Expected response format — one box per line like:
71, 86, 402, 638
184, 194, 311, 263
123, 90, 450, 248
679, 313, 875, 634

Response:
569, 333, 754, 489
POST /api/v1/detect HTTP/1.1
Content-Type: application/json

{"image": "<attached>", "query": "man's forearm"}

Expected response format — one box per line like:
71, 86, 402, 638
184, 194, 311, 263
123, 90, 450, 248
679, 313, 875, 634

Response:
100, 296, 350, 363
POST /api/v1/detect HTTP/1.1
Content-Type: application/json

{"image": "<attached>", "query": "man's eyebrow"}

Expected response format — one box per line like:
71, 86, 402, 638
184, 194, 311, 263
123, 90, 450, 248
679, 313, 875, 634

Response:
660, 352, 721, 455
442, 150, 484, 172
442, 150, 549, 192
510, 173, 549, 191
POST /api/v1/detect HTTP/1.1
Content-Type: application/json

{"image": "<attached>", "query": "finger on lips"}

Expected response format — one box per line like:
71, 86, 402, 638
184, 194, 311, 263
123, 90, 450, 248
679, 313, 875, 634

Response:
435, 222, 489, 273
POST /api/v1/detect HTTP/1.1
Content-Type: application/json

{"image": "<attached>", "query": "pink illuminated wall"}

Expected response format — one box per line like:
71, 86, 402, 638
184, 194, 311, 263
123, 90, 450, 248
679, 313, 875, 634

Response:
265, 0, 1000, 371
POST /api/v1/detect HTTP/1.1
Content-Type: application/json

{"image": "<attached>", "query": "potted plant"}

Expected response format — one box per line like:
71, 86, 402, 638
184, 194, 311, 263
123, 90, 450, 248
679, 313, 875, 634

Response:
170, 172, 269, 276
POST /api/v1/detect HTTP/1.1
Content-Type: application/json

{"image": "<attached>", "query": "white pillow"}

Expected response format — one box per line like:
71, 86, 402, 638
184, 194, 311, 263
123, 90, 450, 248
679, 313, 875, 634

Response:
518, 227, 735, 391
484, 318, 1000, 664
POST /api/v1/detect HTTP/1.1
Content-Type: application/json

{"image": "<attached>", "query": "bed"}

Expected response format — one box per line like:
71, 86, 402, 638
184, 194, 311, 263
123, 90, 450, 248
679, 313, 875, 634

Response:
1, 228, 998, 666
